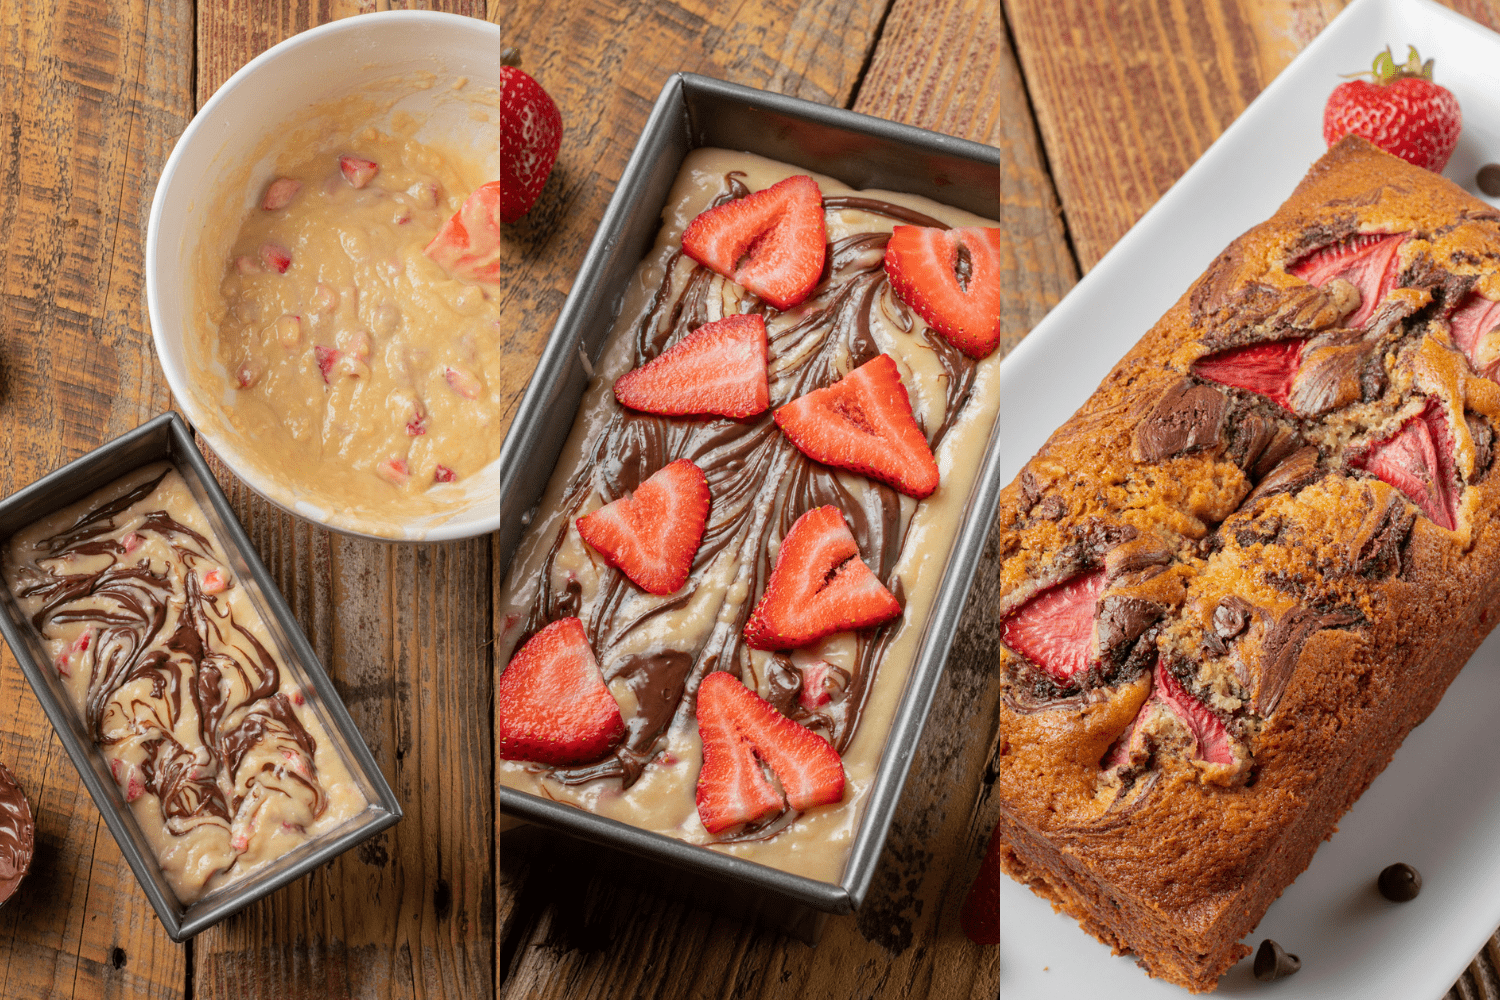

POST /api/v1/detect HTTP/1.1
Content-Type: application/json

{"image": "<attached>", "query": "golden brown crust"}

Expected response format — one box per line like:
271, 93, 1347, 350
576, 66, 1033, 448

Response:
993, 136, 1500, 991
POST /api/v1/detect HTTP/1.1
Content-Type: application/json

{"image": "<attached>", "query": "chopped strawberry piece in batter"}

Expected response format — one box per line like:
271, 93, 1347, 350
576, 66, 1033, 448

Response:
261, 177, 302, 211
798, 660, 834, 711
199, 568, 227, 595
121, 532, 142, 553
444, 365, 482, 399
314, 346, 341, 383
1350, 400, 1458, 529
1000, 569, 1106, 684
434, 465, 458, 484
1191, 339, 1306, 411
376, 457, 410, 487
1289, 232, 1407, 329
339, 155, 379, 189
424, 181, 500, 285
259, 242, 292, 273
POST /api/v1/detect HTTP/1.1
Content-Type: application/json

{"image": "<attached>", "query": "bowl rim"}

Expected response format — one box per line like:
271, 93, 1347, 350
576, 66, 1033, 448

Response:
145, 9, 502, 544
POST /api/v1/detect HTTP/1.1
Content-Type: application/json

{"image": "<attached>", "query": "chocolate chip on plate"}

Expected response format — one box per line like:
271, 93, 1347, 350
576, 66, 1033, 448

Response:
1378, 862, 1422, 901
1479, 164, 1500, 198
1253, 939, 1301, 982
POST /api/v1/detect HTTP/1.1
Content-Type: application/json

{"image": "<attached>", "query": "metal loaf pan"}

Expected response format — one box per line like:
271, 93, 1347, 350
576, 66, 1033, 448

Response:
498, 73, 1002, 940
0, 412, 402, 940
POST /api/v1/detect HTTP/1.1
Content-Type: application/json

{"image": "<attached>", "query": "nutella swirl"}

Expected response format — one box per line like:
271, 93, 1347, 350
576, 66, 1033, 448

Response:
513, 172, 979, 837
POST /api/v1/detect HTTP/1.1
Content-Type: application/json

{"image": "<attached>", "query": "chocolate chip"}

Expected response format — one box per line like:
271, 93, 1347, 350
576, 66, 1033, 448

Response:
1378, 862, 1422, 901
1479, 164, 1500, 198
1253, 939, 1301, 981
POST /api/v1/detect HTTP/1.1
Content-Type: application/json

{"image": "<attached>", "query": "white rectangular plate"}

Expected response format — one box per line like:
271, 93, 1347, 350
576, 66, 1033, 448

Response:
998, 0, 1500, 995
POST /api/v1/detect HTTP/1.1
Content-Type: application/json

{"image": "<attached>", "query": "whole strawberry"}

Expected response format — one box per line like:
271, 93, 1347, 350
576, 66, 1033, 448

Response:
1323, 45, 1461, 172
500, 62, 563, 224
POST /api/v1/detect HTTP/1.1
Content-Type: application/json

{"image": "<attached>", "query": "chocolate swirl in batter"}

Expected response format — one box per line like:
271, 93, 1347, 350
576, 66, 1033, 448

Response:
515, 174, 977, 837
9, 468, 329, 881
0, 764, 33, 904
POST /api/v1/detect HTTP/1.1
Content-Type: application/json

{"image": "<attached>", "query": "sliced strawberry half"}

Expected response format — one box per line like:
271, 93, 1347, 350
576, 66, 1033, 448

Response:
497, 617, 625, 766
1000, 569, 1106, 684
883, 226, 1003, 359
1350, 400, 1458, 529
960, 821, 1005, 945
425, 181, 500, 285
613, 313, 769, 418
575, 458, 710, 595
694, 670, 845, 834
681, 174, 826, 310
1191, 339, 1306, 411
743, 505, 901, 650
1449, 291, 1500, 379
1288, 232, 1407, 329
1152, 662, 1235, 765
774, 353, 939, 498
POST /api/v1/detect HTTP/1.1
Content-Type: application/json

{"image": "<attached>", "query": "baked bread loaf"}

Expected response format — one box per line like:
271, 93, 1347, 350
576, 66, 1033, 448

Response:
991, 135, 1500, 992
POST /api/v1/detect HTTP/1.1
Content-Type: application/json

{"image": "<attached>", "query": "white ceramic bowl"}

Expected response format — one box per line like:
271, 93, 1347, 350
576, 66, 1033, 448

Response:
146, 11, 501, 542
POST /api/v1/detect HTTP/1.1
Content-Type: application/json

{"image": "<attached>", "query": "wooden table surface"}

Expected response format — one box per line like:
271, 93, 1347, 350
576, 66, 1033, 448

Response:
2, 0, 1498, 998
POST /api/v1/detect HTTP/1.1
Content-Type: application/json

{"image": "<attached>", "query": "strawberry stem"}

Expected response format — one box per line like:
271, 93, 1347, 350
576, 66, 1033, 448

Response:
1341, 44, 1434, 84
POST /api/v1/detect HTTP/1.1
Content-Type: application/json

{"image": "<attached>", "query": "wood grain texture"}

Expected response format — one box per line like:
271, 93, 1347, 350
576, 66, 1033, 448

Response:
191, 4, 494, 999
496, 1, 1073, 998
0, 0, 193, 996
496, 0, 889, 445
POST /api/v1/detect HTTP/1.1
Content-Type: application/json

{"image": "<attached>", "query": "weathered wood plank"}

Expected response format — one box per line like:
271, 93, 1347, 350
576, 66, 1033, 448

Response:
496, 0, 1075, 997
0, 0, 194, 995
191, 4, 494, 998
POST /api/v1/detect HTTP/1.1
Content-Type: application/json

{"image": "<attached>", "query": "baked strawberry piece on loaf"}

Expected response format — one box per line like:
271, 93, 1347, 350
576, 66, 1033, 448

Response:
978, 136, 1500, 991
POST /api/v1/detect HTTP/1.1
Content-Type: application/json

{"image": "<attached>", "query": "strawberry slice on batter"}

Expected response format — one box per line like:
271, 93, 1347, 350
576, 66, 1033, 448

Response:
575, 458, 710, 595
1191, 339, 1306, 411
1350, 400, 1458, 529
883, 226, 1003, 359
681, 174, 826, 311
743, 505, 901, 651
1000, 569, 1106, 685
424, 180, 500, 285
1288, 232, 1407, 329
1449, 290, 1500, 380
774, 353, 939, 499
498, 617, 626, 766
613, 313, 770, 418
694, 670, 845, 834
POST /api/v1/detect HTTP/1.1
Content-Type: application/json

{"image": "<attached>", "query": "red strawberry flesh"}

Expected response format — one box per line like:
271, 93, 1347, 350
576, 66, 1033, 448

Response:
425, 181, 500, 285
743, 505, 901, 650
1151, 662, 1235, 765
613, 313, 770, 418
798, 659, 832, 711
261, 177, 301, 211
497, 617, 625, 766
694, 671, 845, 833
681, 174, 826, 310
1351, 401, 1458, 529
575, 458, 710, 595
339, 155, 379, 189
883, 226, 1004, 359
774, 353, 939, 498
1288, 232, 1406, 329
1449, 291, 1500, 378
1001, 569, 1105, 684
1190, 339, 1306, 411
314, 346, 341, 383
434, 464, 458, 484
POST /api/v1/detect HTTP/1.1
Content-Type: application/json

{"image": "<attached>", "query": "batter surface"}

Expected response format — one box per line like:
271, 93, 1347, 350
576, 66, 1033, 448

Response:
203, 118, 499, 522
4, 464, 368, 903
498, 149, 1002, 883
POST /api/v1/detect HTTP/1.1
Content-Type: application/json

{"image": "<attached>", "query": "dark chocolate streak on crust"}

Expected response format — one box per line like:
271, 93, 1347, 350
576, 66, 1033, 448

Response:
14, 475, 327, 853
0, 765, 31, 902
514, 174, 973, 835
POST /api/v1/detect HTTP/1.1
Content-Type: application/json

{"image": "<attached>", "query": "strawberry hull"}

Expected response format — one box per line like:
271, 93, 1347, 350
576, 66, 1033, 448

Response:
497, 74, 1001, 939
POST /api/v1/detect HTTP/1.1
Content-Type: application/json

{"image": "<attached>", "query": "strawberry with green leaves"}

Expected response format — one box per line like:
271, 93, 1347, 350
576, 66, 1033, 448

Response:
1323, 45, 1461, 172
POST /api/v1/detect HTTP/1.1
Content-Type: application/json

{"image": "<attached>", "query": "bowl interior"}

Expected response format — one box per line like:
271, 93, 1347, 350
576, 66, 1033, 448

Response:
148, 11, 501, 542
